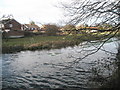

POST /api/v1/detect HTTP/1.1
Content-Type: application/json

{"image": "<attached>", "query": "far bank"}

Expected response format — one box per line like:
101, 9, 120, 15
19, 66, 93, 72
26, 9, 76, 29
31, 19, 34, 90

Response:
2, 32, 120, 53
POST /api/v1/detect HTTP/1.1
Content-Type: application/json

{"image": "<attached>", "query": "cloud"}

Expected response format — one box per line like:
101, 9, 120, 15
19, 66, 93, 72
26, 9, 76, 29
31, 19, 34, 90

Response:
0, 0, 65, 24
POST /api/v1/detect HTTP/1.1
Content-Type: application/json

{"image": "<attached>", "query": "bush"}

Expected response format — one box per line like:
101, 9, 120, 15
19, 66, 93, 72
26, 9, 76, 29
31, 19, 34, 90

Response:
43, 24, 59, 36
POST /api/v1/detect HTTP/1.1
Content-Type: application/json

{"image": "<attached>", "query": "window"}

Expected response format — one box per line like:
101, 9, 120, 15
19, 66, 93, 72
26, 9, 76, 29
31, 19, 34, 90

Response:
9, 24, 13, 27
0, 24, 4, 28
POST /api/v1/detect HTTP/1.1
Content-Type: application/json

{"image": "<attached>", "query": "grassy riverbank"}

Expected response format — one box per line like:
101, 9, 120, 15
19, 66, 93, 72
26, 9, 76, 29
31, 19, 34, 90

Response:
2, 35, 81, 53
2, 31, 120, 53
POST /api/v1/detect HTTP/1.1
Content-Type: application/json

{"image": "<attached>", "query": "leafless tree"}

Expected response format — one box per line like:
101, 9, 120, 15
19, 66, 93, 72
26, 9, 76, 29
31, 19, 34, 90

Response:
60, 0, 120, 61
57, 0, 120, 87
42, 24, 59, 36
62, 0, 120, 25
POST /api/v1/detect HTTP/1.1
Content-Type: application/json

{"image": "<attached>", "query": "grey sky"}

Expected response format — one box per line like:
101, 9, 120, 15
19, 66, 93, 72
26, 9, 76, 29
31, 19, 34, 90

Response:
0, 0, 66, 25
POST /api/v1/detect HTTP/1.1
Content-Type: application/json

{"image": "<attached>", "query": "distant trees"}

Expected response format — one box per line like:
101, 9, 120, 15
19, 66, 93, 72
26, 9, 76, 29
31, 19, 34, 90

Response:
97, 23, 113, 30
61, 24, 76, 35
76, 24, 89, 30
62, 24, 76, 30
43, 24, 59, 36
29, 21, 35, 25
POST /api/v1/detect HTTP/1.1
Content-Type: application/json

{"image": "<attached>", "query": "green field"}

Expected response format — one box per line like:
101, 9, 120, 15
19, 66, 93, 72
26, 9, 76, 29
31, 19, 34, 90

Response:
2, 35, 81, 53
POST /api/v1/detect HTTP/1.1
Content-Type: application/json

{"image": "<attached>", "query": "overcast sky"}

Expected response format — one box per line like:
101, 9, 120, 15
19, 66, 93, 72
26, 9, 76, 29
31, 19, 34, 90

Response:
0, 0, 67, 25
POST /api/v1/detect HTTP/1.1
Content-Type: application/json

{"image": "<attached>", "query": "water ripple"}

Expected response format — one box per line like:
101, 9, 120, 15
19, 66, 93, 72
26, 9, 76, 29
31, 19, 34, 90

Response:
2, 41, 118, 89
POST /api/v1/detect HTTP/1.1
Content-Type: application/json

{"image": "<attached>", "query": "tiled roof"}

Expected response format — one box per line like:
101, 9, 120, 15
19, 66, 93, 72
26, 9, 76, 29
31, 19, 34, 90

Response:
86, 27, 99, 29
24, 24, 40, 28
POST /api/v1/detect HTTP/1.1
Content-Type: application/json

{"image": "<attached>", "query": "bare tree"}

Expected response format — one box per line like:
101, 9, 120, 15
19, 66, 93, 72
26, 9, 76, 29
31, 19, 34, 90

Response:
60, 0, 120, 60
62, 0, 120, 25
58, 0, 120, 88
43, 24, 59, 36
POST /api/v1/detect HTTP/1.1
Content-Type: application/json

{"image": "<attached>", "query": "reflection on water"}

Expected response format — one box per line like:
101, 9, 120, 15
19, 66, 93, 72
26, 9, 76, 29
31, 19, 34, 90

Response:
2, 40, 119, 89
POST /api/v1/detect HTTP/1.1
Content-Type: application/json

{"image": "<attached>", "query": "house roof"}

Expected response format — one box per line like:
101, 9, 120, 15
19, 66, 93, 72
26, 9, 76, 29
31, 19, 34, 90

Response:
0, 18, 21, 25
24, 24, 40, 28
0, 19, 11, 24
86, 27, 99, 29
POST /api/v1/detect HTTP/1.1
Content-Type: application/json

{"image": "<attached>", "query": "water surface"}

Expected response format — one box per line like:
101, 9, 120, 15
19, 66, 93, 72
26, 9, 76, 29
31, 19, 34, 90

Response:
2, 39, 119, 89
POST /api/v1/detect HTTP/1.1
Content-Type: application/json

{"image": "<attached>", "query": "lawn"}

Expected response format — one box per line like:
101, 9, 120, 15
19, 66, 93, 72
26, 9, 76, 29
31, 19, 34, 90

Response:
2, 35, 80, 53
2, 35, 74, 46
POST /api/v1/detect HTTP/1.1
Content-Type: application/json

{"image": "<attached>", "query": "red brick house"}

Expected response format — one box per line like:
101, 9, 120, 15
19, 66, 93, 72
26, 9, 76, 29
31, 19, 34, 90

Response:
0, 18, 24, 38
1, 19, 21, 30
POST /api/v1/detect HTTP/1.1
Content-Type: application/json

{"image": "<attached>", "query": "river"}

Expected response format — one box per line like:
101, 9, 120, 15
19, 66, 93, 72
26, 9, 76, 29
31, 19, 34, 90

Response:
2, 39, 119, 89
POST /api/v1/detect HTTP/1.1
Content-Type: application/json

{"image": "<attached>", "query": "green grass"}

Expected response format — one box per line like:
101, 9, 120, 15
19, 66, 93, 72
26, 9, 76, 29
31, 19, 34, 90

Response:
2, 35, 80, 53
3, 35, 74, 46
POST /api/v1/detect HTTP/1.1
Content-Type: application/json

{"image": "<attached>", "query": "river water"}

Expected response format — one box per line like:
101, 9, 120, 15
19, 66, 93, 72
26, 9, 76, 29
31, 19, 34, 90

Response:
2, 39, 119, 89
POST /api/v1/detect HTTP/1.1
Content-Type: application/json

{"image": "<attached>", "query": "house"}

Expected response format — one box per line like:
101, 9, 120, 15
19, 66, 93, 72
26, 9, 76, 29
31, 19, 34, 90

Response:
0, 18, 22, 31
77, 27, 99, 33
86, 27, 99, 33
0, 18, 24, 38
22, 24, 40, 33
